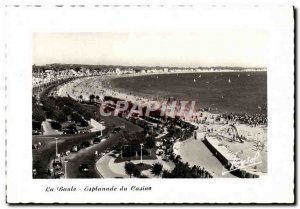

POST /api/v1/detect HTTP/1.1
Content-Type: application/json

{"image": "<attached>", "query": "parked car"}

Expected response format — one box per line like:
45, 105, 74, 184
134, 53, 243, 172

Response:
54, 170, 64, 178
93, 137, 101, 144
80, 141, 90, 149
53, 161, 62, 168
79, 164, 89, 173
112, 127, 121, 134
32, 130, 42, 135
63, 129, 78, 134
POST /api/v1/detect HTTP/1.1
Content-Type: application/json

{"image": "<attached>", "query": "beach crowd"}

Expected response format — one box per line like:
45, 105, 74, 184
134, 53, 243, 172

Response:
221, 112, 267, 126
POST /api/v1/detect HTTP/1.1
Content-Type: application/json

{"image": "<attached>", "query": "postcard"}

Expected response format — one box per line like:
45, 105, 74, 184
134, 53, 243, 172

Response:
5, 4, 295, 204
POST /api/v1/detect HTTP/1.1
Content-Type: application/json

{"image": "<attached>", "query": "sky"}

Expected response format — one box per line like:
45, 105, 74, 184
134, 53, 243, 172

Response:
32, 32, 267, 68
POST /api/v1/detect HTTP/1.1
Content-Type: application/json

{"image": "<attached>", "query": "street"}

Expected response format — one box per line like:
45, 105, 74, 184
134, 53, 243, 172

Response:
32, 115, 142, 178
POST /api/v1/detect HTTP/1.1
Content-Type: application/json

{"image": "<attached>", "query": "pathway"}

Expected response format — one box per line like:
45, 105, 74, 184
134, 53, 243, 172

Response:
176, 138, 236, 178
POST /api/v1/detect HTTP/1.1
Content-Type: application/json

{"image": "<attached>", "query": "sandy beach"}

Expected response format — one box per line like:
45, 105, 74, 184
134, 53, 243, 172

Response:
52, 74, 224, 122
52, 73, 267, 143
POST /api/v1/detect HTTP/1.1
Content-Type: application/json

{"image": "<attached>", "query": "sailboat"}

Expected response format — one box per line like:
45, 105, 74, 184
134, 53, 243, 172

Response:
193, 79, 196, 83
199, 74, 202, 78
248, 73, 250, 77
228, 78, 231, 83
238, 74, 240, 78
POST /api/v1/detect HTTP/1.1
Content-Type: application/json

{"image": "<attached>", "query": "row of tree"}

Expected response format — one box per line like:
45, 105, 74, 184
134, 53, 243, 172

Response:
113, 131, 156, 158
124, 162, 163, 178
87, 94, 100, 102
124, 155, 213, 178
162, 154, 213, 178
40, 96, 92, 126
32, 97, 46, 130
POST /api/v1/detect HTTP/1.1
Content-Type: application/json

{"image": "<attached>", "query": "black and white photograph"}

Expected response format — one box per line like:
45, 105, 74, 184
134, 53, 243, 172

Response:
4, 4, 294, 204
32, 32, 268, 179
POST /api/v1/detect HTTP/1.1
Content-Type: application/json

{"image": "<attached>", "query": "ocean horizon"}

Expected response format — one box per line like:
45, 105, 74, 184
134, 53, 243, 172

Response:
108, 71, 267, 115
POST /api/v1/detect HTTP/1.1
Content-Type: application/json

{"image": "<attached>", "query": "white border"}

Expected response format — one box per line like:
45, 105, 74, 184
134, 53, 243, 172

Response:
5, 5, 294, 203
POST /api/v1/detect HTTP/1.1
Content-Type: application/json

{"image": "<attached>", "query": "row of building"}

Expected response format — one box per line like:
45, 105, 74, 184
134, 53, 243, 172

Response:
32, 64, 267, 87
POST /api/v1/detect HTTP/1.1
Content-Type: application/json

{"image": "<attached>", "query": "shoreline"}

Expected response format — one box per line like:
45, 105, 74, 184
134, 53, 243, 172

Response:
52, 74, 267, 146
53, 72, 267, 121
103, 69, 267, 80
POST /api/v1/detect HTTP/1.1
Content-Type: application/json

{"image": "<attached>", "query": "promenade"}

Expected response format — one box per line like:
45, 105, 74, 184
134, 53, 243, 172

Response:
174, 138, 236, 178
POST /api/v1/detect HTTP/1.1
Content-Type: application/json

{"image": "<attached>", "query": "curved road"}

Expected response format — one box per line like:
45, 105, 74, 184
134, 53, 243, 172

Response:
65, 132, 122, 178
33, 115, 142, 178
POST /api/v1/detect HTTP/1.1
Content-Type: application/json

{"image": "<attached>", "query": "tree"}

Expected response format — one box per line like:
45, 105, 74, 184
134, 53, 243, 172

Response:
123, 132, 146, 157
171, 161, 191, 178
124, 162, 135, 178
118, 133, 129, 158
169, 153, 175, 161
89, 94, 95, 102
53, 109, 67, 123
145, 137, 155, 156
32, 96, 37, 105
151, 162, 163, 177
145, 137, 155, 149
79, 95, 83, 101
174, 155, 182, 164
32, 105, 46, 123
95, 95, 100, 101
71, 112, 82, 123
62, 106, 73, 116
162, 169, 173, 178
133, 167, 141, 178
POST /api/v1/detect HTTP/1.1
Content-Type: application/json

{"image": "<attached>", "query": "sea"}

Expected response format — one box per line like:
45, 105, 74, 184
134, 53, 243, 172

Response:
108, 72, 267, 115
